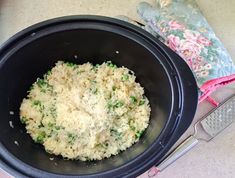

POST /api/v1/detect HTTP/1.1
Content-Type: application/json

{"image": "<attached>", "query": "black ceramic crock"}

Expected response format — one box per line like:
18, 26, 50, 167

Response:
0, 16, 198, 178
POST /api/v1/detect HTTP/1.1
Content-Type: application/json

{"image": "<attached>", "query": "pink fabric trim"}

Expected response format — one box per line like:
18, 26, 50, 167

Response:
199, 73, 235, 103
206, 96, 219, 107
148, 167, 160, 177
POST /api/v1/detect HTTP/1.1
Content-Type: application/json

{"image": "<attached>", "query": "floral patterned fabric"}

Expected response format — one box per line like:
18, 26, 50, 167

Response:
117, 2, 235, 177
137, 0, 235, 89
118, 2, 235, 177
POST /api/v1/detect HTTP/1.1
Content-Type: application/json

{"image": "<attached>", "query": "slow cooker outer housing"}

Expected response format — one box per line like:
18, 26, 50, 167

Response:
0, 16, 198, 178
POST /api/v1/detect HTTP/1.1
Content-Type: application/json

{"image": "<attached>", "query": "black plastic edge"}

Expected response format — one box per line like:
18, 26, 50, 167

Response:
0, 15, 198, 178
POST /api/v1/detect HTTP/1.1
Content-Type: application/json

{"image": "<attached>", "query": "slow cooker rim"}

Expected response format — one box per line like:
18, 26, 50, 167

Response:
0, 15, 198, 178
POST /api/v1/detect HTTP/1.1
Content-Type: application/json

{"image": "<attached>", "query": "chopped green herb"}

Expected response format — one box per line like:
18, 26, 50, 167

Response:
38, 122, 44, 128
110, 128, 122, 140
139, 99, 146, 105
48, 122, 55, 127
50, 105, 57, 118
20, 116, 27, 124
114, 101, 124, 108
55, 126, 61, 130
92, 64, 100, 72
36, 79, 47, 88
91, 88, 98, 94
35, 131, 46, 144
107, 102, 113, 110
93, 88, 98, 94
107, 100, 124, 111
67, 133, 77, 144
32, 100, 45, 117
91, 66, 97, 72
135, 130, 144, 139
121, 74, 129, 81
32, 100, 44, 111
36, 78, 53, 93
47, 70, 52, 75
130, 125, 136, 131
107, 61, 117, 68
65, 62, 76, 67
32, 100, 41, 106
130, 96, 137, 104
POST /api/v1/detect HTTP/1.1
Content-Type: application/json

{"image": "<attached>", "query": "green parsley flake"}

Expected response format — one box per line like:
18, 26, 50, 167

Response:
35, 131, 46, 144
135, 130, 144, 139
121, 74, 129, 81
139, 99, 146, 105
65, 62, 76, 67
130, 96, 137, 104
107, 61, 117, 68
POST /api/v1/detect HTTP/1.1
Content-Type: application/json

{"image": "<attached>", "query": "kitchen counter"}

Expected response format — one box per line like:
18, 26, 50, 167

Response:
0, 1, 235, 178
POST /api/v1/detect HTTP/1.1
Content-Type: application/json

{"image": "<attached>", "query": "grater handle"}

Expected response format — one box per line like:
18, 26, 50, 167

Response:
157, 135, 199, 171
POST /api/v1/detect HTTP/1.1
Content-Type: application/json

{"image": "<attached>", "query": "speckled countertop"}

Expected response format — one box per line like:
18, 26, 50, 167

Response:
0, 1, 235, 178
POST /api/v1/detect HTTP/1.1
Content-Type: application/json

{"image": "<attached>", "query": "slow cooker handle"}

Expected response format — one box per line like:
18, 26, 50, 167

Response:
157, 135, 199, 171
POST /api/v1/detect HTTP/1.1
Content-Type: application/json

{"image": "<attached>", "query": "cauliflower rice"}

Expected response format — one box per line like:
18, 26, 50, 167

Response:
20, 61, 151, 161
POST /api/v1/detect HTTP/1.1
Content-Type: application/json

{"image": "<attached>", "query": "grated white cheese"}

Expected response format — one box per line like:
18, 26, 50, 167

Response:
19, 61, 151, 161
14, 141, 19, 146
9, 121, 14, 128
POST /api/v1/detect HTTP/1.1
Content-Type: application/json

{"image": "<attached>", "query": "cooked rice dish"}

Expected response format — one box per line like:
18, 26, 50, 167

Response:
20, 61, 151, 161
